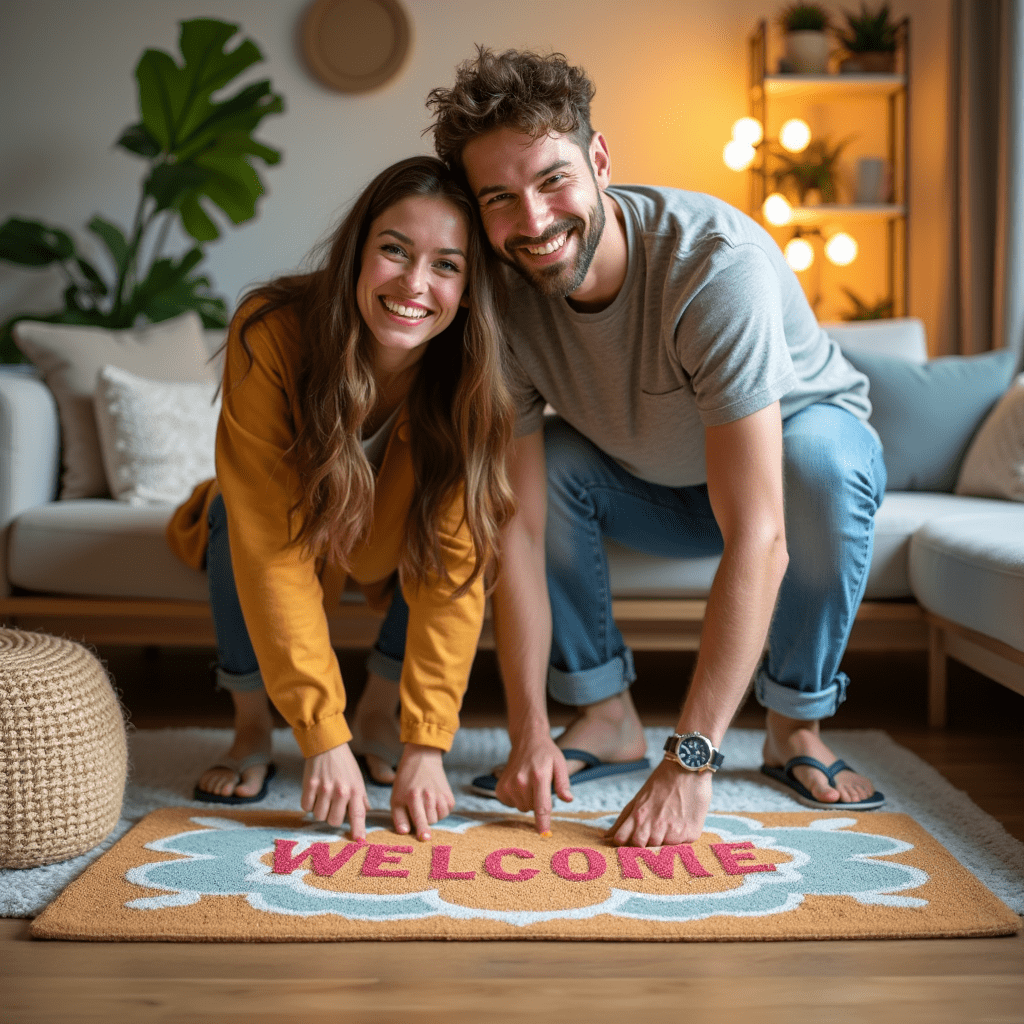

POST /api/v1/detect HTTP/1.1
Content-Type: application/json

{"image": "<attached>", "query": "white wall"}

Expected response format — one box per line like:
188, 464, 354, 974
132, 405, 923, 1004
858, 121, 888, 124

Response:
0, 0, 950, 347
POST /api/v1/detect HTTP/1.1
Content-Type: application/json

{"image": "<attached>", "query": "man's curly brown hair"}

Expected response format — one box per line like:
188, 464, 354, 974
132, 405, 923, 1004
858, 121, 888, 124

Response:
426, 46, 597, 169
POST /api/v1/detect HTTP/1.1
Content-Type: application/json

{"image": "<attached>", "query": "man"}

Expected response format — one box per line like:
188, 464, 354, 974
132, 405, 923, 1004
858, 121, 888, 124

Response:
377, 46, 886, 847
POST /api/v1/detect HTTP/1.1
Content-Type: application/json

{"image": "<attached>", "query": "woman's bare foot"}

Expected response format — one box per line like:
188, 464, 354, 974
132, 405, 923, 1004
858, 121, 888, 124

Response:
763, 711, 876, 805
197, 688, 274, 799
351, 672, 402, 784
555, 689, 648, 777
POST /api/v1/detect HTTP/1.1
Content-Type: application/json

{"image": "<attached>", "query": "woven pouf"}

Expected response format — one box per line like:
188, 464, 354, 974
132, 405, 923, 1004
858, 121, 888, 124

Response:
0, 629, 127, 868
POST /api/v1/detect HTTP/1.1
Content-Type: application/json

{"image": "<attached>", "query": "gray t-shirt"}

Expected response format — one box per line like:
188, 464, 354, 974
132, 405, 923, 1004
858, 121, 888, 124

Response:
507, 185, 872, 487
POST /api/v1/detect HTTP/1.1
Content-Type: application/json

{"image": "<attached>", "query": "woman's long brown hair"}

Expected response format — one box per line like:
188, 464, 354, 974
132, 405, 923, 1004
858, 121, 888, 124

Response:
234, 156, 516, 596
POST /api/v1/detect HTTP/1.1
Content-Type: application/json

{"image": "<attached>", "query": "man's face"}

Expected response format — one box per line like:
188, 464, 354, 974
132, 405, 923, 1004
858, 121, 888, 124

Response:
461, 128, 608, 297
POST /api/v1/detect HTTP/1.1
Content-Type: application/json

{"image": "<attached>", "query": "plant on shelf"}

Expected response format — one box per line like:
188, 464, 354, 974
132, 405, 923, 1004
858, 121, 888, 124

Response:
836, 3, 899, 73
772, 136, 856, 205
778, 3, 832, 73
841, 288, 894, 320
0, 18, 284, 363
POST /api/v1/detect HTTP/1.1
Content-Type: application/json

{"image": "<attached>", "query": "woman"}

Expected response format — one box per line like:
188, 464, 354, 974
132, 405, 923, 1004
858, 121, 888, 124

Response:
167, 156, 516, 841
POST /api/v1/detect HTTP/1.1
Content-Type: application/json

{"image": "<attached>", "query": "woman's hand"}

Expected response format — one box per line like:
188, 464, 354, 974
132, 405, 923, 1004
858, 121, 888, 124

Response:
391, 743, 455, 841
301, 742, 370, 840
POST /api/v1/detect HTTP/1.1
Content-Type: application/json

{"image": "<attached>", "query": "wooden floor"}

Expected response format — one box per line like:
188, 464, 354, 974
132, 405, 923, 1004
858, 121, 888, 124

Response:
3, 646, 1022, 1023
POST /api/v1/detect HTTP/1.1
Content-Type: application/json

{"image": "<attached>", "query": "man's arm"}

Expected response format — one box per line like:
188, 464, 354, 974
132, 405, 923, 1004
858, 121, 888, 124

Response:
606, 401, 789, 847
491, 428, 573, 831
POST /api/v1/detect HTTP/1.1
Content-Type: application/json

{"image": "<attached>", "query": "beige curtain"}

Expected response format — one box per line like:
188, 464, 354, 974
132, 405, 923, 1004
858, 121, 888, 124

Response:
947, 0, 1024, 362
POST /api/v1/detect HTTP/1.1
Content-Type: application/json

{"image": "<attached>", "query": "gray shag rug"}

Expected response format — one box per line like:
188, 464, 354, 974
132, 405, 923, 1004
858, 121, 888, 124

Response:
3, 727, 1022, 918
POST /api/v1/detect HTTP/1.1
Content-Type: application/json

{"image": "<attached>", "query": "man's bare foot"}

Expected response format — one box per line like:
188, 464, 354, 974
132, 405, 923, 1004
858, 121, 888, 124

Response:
763, 711, 876, 805
351, 672, 402, 785
197, 688, 274, 799
556, 690, 648, 777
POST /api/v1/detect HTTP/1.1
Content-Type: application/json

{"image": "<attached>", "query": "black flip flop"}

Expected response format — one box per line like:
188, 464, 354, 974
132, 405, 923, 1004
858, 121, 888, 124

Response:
193, 759, 277, 805
760, 756, 885, 810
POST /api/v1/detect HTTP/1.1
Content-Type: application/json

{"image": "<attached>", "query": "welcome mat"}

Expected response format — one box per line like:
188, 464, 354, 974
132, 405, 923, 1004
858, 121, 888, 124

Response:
30, 806, 1019, 942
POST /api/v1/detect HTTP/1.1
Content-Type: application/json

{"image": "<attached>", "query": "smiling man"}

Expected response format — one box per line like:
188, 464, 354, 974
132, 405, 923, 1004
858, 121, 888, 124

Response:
378, 47, 887, 847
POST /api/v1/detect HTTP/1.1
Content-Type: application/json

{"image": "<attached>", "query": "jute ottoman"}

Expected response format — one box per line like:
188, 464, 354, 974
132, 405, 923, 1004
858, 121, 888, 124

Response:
0, 629, 128, 868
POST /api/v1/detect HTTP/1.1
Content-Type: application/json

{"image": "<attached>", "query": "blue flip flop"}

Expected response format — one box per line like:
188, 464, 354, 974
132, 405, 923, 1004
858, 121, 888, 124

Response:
760, 756, 885, 810
470, 748, 651, 798
193, 756, 277, 805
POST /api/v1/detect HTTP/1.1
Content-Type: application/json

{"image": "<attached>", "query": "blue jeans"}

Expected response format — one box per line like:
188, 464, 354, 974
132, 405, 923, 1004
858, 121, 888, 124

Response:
206, 493, 405, 693
376, 403, 886, 721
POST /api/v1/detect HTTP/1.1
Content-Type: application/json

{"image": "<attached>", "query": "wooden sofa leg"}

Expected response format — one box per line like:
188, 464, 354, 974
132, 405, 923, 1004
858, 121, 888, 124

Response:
928, 623, 948, 728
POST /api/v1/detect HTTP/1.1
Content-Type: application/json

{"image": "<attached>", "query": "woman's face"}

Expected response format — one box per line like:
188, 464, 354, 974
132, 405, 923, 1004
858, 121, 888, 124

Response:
357, 195, 470, 369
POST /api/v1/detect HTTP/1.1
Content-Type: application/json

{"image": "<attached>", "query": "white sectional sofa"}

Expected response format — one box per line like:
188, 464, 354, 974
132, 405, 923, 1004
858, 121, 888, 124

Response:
2, 318, 1022, 726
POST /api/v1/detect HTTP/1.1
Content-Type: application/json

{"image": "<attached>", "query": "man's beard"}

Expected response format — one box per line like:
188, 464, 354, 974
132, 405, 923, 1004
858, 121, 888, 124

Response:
499, 198, 607, 297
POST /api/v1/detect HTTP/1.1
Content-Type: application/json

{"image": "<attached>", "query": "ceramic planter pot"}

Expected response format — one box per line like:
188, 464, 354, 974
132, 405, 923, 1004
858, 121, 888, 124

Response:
785, 30, 830, 73
839, 52, 896, 73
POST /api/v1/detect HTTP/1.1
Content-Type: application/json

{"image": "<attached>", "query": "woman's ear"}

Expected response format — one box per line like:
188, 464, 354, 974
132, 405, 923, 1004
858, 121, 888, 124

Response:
459, 289, 470, 309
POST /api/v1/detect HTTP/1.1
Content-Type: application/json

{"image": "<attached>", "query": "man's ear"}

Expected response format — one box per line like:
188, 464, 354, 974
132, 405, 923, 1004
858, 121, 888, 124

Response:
589, 131, 612, 189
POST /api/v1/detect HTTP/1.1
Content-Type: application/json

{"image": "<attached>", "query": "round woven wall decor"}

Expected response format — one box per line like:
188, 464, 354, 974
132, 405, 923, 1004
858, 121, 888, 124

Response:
301, 0, 411, 93
0, 629, 127, 869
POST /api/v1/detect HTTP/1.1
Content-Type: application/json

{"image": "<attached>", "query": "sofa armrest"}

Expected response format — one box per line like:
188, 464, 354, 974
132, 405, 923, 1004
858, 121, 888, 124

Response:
0, 370, 60, 595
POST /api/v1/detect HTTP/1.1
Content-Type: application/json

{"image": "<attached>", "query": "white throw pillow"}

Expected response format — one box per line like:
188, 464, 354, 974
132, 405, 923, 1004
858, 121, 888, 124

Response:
93, 365, 220, 506
14, 313, 216, 499
956, 373, 1024, 502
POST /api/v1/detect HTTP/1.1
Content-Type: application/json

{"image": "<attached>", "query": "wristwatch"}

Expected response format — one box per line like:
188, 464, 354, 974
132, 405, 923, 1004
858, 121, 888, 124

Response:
663, 732, 724, 773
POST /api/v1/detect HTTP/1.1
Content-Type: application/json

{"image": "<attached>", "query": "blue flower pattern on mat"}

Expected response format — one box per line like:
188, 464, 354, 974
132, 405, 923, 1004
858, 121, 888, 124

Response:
125, 813, 928, 926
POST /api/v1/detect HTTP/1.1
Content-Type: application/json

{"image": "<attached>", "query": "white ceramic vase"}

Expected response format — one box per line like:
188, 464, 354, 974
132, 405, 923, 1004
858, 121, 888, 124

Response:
785, 31, 830, 73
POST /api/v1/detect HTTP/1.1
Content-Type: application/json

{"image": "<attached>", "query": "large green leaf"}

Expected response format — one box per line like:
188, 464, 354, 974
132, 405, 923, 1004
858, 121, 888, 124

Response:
0, 218, 76, 266
145, 162, 208, 212
128, 247, 227, 326
116, 123, 162, 159
87, 216, 131, 278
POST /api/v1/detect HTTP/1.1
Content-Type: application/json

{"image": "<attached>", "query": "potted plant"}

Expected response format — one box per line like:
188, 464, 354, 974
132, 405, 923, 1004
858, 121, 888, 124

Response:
772, 135, 856, 205
841, 288, 894, 320
779, 3, 832, 74
0, 18, 284, 364
836, 3, 899, 73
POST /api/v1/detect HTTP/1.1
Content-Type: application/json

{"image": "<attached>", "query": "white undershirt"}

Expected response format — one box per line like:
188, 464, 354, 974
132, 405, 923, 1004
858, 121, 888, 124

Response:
360, 404, 402, 470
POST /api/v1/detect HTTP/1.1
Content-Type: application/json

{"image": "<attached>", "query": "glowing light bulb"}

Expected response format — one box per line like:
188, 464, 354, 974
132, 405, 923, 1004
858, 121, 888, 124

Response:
762, 193, 794, 226
779, 118, 811, 153
731, 117, 764, 147
723, 139, 756, 171
785, 236, 815, 272
825, 232, 859, 266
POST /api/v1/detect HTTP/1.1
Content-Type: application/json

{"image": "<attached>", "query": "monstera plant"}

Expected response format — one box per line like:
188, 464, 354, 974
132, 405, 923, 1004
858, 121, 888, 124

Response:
0, 18, 284, 362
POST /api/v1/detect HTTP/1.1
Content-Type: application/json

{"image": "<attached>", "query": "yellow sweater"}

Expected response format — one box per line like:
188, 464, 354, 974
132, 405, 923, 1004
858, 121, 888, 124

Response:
166, 301, 484, 758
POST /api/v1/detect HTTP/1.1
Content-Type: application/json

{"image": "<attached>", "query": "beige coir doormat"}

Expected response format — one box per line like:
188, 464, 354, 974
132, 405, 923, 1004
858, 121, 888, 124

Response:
31, 806, 1019, 942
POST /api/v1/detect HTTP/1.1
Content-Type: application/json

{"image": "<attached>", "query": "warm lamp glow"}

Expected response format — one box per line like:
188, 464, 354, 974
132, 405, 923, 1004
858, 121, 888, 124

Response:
825, 232, 859, 266
779, 118, 811, 153
785, 236, 815, 272
731, 117, 764, 147
762, 193, 794, 226
723, 139, 756, 171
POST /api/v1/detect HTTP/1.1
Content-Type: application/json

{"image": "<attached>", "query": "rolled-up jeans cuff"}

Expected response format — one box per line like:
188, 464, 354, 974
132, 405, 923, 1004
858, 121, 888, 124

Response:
754, 666, 850, 720
547, 649, 636, 707
215, 666, 264, 694
365, 648, 403, 683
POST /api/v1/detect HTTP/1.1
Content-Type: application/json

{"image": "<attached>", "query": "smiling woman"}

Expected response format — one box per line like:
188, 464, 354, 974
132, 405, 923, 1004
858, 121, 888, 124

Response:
164, 156, 516, 843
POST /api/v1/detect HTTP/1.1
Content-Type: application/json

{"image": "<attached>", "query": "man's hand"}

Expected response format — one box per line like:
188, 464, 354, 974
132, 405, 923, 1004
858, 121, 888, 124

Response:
301, 743, 369, 839
391, 743, 456, 841
495, 728, 574, 834
604, 760, 713, 847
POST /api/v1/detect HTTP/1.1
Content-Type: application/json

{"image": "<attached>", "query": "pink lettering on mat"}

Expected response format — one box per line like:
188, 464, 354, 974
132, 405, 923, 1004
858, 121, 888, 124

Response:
617, 844, 713, 880
711, 842, 777, 875
360, 844, 414, 878
550, 847, 607, 882
272, 839, 365, 877
428, 845, 476, 881
483, 847, 539, 882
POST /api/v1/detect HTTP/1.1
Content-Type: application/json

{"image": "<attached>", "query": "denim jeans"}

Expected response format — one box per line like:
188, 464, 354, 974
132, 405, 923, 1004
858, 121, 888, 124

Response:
376, 403, 886, 721
206, 493, 404, 693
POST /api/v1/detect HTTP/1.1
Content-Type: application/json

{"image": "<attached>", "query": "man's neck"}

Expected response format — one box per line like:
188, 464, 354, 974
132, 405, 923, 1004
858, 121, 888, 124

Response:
566, 191, 627, 314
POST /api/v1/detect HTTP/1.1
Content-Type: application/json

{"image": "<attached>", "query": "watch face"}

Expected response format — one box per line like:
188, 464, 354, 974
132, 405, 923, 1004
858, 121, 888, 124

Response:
678, 736, 711, 768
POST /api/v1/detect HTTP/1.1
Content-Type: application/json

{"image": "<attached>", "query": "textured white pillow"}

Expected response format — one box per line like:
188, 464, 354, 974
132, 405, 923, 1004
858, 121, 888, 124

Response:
94, 365, 220, 506
14, 313, 215, 499
956, 373, 1024, 502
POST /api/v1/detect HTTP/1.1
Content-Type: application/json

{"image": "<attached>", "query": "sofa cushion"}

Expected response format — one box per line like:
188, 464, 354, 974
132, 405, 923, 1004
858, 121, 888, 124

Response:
956, 373, 1024, 502
909, 510, 1024, 653
841, 347, 1017, 492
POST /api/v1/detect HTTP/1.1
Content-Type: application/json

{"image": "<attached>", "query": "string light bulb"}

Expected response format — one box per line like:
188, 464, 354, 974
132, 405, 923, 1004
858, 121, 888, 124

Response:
825, 232, 859, 266
731, 117, 764, 147
785, 236, 815, 272
723, 139, 756, 171
779, 118, 811, 153
762, 193, 794, 226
